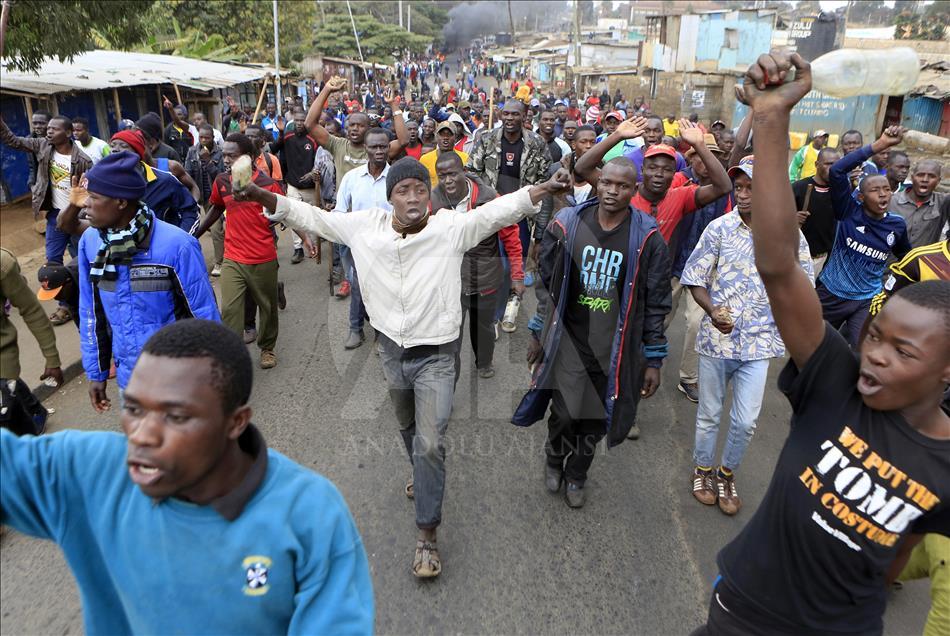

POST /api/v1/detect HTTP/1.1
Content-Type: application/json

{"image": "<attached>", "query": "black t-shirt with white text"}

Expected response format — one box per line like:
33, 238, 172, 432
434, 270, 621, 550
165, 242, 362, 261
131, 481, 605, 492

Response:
497, 136, 524, 195
563, 208, 630, 376
717, 323, 950, 635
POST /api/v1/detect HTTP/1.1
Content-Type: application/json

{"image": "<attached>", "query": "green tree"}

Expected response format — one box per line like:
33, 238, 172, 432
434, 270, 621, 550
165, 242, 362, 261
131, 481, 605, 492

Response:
147, 0, 318, 64
318, 0, 450, 40
894, 2, 949, 40
4, 0, 156, 72
132, 18, 241, 62
310, 14, 432, 63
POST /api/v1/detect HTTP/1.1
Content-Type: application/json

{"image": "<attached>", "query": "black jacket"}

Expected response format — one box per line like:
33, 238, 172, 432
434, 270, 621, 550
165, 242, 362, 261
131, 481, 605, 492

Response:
430, 176, 504, 295
163, 124, 193, 163
513, 198, 672, 446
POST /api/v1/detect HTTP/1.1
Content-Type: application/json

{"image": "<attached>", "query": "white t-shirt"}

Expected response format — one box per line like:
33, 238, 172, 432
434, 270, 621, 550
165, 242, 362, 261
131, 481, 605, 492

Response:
78, 137, 111, 165
49, 151, 72, 211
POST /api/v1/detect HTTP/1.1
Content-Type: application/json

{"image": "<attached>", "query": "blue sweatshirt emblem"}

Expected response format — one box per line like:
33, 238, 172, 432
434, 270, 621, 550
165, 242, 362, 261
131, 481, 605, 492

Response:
243, 555, 272, 596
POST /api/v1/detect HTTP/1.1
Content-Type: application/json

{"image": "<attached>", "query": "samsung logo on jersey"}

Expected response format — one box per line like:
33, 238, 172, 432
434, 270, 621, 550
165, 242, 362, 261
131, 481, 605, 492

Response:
845, 237, 888, 261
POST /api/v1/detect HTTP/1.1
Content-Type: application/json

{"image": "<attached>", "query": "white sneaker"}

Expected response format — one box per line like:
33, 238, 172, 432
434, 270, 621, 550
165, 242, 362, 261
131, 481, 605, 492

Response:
210, 264, 221, 277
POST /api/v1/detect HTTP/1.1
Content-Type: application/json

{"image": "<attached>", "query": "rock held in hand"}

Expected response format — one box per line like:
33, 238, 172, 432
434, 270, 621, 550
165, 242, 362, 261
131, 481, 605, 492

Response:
231, 155, 253, 192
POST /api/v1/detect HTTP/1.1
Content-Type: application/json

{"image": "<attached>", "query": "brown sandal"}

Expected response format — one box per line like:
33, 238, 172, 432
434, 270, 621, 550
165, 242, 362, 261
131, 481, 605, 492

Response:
405, 477, 414, 499
412, 539, 441, 578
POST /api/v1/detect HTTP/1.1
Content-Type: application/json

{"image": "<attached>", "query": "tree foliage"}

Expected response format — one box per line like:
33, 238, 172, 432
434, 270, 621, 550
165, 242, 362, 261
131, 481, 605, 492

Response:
894, 3, 949, 41
310, 14, 432, 63
132, 18, 241, 63
4, 0, 156, 73
316, 1, 450, 41
147, 0, 318, 64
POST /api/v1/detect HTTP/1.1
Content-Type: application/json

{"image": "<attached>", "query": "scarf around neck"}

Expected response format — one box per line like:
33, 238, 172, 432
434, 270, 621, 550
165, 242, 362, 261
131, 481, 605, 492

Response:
392, 210, 429, 238
89, 204, 153, 283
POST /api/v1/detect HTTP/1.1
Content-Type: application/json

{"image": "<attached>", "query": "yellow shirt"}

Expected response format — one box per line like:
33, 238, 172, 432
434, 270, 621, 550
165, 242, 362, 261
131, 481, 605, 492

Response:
662, 119, 680, 138
420, 149, 470, 186
800, 144, 820, 180
515, 85, 531, 104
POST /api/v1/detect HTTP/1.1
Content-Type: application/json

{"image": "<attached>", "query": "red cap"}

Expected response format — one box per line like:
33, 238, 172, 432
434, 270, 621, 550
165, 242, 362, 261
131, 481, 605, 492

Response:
604, 110, 625, 121
643, 143, 677, 160
110, 130, 146, 160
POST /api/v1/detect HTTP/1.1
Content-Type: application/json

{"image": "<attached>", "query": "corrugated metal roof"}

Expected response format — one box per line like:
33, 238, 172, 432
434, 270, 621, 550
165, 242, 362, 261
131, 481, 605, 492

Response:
0, 50, 272, 95
910, 61, 950, 101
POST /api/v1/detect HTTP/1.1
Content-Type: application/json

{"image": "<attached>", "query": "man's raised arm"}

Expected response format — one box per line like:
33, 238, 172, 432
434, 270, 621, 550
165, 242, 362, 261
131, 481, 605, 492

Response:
305, 77, 347, 147
743, 52, 824, 369
386, 88, 409, 159
574, 116, 647, 185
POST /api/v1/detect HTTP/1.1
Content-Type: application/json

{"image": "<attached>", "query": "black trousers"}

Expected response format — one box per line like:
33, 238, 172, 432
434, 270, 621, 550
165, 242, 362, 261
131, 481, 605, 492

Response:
546, 348, 608, 485
459, 290, 497, 371
689, 580, 807, 636
547, 393, 606, 485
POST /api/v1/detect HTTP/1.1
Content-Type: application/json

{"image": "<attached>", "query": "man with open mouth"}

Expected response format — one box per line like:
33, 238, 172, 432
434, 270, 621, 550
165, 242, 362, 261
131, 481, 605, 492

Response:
1, 319, 373, 634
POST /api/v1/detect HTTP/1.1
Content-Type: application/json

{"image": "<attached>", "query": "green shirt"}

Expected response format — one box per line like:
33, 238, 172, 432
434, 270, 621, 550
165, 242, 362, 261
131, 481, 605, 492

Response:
323, 135, 368, 182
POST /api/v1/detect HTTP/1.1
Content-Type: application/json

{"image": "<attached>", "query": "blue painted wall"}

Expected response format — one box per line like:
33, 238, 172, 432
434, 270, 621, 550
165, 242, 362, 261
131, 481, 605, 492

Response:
58, 93, 102, 137
1, 96, 31, 201
695, 12, 774, 70
732, 90, 881, 139
901, 96, 943, 136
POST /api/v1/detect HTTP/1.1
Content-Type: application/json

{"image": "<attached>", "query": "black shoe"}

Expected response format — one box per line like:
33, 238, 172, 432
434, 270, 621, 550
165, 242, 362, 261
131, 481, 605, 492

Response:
678, 381, 699, 403
565, 481, 586, 508
291, 248, 305, 264
544, 463, 563, 493
277, 281, 287, 310
344, 329, 365, 349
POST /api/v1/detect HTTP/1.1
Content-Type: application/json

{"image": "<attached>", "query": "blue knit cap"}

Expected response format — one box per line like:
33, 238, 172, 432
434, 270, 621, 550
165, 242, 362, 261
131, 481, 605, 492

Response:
85, 151, 147, 200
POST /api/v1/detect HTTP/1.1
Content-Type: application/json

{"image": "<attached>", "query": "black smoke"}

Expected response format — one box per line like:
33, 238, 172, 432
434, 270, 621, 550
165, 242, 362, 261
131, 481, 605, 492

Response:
442, 1, 570, 51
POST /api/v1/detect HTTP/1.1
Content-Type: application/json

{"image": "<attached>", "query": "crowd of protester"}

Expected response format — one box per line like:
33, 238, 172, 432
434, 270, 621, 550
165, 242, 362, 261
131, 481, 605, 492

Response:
0, 43, 947, 636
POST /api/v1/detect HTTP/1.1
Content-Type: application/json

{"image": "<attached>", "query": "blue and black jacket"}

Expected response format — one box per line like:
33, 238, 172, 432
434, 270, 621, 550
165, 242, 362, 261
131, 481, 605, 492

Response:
78, 214, 220, 389
513, 198, 672, 446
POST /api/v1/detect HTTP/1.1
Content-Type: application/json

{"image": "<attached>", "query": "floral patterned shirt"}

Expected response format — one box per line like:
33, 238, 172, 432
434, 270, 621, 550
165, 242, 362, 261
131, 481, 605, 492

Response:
680, 212, 815, 361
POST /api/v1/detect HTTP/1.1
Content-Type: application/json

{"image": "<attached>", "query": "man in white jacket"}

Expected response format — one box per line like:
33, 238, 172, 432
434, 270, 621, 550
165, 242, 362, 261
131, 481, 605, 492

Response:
235, 157, 569, 578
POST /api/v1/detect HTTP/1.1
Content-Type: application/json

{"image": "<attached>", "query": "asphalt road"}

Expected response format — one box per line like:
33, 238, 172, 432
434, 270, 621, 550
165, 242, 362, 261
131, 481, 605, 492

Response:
0, 229, 931, 635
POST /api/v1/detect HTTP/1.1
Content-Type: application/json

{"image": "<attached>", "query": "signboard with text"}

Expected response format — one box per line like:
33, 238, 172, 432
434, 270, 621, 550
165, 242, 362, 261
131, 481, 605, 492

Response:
786, 12, 845, 61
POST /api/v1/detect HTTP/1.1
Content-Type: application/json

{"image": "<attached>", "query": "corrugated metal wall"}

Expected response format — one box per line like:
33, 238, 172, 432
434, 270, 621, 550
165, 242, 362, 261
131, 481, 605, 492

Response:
732, 91, 883, 141
0, 97, 31, 201
900, 97, 944, 136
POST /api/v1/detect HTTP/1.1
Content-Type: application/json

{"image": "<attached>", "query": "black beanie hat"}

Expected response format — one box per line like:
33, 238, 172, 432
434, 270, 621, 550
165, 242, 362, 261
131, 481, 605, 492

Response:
386, 157, 431, 200
135, 112, 163, 142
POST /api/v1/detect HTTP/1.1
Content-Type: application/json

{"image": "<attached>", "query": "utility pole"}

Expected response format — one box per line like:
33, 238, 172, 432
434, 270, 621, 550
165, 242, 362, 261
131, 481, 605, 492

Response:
399, 0, 403, 28
407, 3, 411, 33
507, 0, 516, 52
573, 0, 582, 92
345, 0, 366, 81
273, 0, 282, 106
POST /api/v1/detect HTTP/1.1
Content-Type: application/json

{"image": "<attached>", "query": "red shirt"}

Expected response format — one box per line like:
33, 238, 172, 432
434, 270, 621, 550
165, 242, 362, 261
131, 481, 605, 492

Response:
209, 169, 285, 265
630, 184, 699, 243
405, 143, 423, 160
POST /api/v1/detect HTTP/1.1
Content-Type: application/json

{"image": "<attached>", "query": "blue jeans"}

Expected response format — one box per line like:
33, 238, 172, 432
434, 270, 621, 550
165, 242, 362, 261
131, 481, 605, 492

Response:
377, 334, 458, 529
340, 245, 367, 332
45, 209, 78, 264
693, 355, 769, 471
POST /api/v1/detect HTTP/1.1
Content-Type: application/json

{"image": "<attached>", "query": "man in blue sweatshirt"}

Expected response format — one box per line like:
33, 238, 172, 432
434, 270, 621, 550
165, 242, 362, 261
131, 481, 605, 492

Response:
1, 319, 374, 635
818, 125, 911, 347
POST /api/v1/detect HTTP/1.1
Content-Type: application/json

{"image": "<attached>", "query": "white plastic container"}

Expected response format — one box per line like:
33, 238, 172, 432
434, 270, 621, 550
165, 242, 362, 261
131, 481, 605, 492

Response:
807, 48, 920, 98
501, 293, 520, 333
